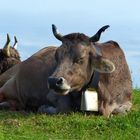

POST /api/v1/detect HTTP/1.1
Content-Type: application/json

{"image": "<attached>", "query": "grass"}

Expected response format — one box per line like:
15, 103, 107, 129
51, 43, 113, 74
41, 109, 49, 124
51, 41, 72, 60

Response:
0, 89, 140, 140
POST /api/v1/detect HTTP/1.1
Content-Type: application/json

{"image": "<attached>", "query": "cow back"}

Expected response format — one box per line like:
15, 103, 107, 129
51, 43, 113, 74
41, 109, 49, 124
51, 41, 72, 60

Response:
96, 41, 132, 104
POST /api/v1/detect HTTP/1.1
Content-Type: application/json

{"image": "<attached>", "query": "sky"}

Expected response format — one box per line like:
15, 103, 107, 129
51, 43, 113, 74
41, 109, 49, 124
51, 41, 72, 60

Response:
0, 0, 140, 87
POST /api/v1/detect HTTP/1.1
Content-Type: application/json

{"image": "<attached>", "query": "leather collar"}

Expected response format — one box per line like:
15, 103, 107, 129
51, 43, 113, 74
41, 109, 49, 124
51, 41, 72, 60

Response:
88, 44, 102, 89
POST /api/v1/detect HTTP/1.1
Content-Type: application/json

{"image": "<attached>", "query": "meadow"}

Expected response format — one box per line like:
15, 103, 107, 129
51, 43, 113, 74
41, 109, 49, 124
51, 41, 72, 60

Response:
0, 89, 139, 140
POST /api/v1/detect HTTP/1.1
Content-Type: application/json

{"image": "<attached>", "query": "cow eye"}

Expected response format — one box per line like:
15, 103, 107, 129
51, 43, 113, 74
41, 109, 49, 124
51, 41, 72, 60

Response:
75, 58, 84, 65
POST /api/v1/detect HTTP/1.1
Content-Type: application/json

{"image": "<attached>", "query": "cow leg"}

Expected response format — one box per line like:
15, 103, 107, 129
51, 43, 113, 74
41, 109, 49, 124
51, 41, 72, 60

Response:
38, 105, 58, 115
38, 91, 59, 115
99, 100, 115, 118
38, 94, 72, 115
0, 93, 5, 103
0, 88, 5, 102
46, 90, 59, 107
56, 95, 72, 113
38, 91, 59, 114
0, 100, 17, 110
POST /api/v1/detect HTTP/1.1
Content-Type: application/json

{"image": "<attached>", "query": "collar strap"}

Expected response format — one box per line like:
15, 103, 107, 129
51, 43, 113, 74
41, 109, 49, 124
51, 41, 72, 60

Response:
88, 71, 100, 89
88, 45, 102, 89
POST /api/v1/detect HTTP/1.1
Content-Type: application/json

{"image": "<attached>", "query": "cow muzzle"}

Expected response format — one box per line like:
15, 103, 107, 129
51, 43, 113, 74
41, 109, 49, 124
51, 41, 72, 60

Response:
48, 77, 71, 95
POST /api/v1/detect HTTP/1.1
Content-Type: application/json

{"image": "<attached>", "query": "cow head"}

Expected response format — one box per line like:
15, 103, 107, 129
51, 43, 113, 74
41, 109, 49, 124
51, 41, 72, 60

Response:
1, 34, 20, 59
48, 25, 115, 95
0, 34, 20, 73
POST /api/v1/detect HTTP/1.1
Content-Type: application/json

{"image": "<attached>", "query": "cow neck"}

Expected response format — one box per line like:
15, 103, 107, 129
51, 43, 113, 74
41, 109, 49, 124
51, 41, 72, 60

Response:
82, 44, 102, 91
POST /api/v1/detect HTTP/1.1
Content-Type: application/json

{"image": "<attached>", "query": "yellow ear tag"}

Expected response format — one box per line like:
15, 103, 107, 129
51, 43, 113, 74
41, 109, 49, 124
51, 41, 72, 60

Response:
80, 88, 98, 111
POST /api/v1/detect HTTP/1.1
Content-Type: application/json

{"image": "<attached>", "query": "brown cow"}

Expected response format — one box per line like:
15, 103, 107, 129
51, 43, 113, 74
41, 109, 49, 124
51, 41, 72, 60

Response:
0, 34, 20, 74
44, 25, 132, 117
0, 25, 114, 115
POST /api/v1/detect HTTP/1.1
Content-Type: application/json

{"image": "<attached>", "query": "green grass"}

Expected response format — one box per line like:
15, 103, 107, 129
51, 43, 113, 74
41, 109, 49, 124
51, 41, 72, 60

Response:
0, 89, 140, 140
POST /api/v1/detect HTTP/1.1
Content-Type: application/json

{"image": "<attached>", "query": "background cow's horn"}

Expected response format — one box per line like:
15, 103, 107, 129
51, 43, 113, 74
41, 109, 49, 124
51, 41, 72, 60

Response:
3, 34, 11, 57
90, 25, 110, 42
52, 24, 63, 41
13, 36, 18, 49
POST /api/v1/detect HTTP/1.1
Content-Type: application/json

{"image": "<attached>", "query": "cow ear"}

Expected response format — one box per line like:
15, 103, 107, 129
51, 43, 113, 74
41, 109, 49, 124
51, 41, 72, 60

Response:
92, 57, 115, 73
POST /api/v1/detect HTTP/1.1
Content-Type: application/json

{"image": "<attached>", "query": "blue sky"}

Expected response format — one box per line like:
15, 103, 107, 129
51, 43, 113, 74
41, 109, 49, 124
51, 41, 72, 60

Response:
0, 0, 140, 87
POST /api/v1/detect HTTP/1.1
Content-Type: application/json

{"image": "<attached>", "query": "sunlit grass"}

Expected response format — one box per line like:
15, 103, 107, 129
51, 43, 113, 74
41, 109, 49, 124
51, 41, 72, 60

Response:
0, 90, 140, 140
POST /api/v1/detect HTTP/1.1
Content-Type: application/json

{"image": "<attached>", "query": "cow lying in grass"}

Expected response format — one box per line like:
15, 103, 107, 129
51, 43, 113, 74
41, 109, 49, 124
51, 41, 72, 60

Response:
40, 25, 132, 117
0, 25, 132, 117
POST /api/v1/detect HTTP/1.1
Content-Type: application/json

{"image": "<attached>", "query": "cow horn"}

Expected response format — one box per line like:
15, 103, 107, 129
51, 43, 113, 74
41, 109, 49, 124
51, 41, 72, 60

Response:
52, 24, 63, 41
13, 36, 18, 49
90, 25, 110, 42
3, 34, 11, 57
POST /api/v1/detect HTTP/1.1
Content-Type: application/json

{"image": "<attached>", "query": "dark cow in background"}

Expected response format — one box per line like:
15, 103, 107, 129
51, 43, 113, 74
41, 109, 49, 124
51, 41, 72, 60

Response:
0, 34, 20, 74
0, 25, 112, 113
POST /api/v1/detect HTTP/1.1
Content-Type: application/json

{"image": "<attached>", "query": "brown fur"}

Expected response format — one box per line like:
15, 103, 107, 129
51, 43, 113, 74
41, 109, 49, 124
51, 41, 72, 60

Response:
0, 47, 57, 111
0, 47, 20, 74
95, 41, 132, 116
63, 33, 91, 45
45, 37, 132, 117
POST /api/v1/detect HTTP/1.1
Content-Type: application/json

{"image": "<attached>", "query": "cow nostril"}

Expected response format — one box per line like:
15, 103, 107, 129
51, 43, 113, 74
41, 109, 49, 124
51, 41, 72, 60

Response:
56, 77, 64, 86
